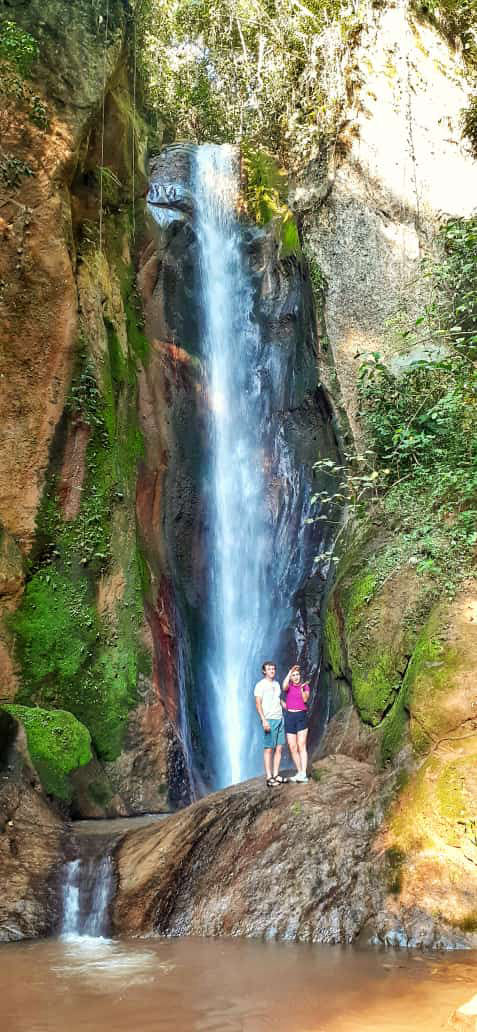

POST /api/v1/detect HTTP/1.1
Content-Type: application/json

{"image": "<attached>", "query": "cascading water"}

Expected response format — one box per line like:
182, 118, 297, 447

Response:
61, 849, 113, 939
195, 145, 316, 788
195, 145, 269, 787
145, 143, 340, 793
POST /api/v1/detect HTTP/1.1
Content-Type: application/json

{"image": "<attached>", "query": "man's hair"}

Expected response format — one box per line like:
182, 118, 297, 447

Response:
261, 661, 276, 673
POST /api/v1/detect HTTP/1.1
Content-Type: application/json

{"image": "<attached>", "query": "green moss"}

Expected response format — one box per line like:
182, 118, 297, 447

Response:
97, 166, 123, 209
405, 615, 461, 754
388, 757, 435, 852
380, 685, 408, 765
88, 778, 113, 808
81, 635, 138, 761
344, 570, 377, 630
324, 607, 343, 677
352, 648, 398, 726
385, 846, 406, 895
11, 570, 97, 692
120, 264, 150, 364
2, 704, 91, 801
13, 249, 150, 765
453, 912, 477, 933
436, 760, 467, 823
105, 318, 127, 394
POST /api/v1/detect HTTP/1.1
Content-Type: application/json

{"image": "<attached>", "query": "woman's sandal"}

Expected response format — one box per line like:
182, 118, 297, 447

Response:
274, 775, 289, 784
266, 777, 278, 787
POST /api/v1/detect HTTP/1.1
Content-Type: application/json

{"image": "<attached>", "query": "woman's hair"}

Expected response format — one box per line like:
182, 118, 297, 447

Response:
261, 660, 276, 673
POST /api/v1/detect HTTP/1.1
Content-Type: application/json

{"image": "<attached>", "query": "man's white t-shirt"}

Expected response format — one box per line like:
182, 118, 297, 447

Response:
254, 678, 282, 720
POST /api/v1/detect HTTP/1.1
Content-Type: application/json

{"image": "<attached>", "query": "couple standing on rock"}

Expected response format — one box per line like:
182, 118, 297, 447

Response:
254, 661, 309, 786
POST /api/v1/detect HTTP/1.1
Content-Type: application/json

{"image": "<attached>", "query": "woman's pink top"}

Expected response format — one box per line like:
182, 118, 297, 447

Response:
285, 682, 309, 711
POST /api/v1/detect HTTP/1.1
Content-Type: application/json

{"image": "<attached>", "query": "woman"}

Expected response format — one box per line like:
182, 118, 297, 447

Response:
282, 665, 310, 783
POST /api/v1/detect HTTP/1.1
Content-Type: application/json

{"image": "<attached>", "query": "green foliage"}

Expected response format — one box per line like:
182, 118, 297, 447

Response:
462, 96, 477, 158
0, 151, 33, 188
351, 217, 477, 592
138, 0, 363, 163
0, 45, 49, 131
2, 704, 92, 801
242, 145, 300, 256
0, 20, 39, 75
414, 0, 477, 64
29, 94, 49, 129
97, 166, 124, 209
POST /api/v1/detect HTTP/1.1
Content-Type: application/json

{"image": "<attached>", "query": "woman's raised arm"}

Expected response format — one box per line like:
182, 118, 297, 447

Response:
282, 669, 292, 691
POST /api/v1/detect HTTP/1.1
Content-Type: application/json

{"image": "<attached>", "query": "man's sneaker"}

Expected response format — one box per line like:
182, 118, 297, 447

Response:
295, 772, 308, 783
289, 773, 301, 782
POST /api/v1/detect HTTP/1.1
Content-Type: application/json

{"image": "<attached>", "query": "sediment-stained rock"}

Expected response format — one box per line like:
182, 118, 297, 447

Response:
113, 752, 477, 947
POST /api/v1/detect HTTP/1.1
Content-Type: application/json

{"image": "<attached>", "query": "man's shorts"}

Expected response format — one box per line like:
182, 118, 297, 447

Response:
284, 710, 308, 735
263, 717, 285, 748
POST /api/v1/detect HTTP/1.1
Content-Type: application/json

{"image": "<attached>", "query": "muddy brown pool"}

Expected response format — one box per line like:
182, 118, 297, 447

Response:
1, 935, 476, 1031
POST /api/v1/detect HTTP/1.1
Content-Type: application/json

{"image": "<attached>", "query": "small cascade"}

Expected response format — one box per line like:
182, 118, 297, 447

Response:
61, 841, 114, 940
61, 858, 81, 936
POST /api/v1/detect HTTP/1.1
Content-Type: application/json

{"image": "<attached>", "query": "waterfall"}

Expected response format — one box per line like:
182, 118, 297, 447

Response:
61, 851, 113, 939
195, 144, 315, 788
195, 146, 269, 787
145, 142, 338, 792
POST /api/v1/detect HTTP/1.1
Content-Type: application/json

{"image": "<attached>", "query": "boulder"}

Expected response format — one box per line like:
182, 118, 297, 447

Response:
0, 710, 66, 941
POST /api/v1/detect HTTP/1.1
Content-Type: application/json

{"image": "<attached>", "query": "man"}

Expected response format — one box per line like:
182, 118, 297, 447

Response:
254, 661, 287, 786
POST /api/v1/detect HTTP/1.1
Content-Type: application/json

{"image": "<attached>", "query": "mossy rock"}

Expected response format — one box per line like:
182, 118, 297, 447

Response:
11, 569, 98, 689
379, 687, 408, 765
405, 601, 470, 753
1, 704, 92, 801
343, 570, 377, 632
339, 563, 418, 729
323, 605, 344, 679
352, 648, 401, 727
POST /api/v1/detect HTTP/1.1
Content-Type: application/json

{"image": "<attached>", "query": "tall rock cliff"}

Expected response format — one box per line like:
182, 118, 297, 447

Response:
294, 0, 477, 943
0, 0, 185, 821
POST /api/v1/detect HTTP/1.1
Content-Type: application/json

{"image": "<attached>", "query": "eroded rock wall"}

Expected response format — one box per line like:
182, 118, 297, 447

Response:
0, 0, 188, 821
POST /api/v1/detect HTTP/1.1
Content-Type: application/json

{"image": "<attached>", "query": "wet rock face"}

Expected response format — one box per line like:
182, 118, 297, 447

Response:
0, 713, 66, 941
138, 144, 341, 784
114, 754, 477, 948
